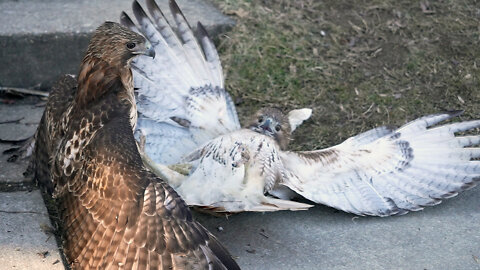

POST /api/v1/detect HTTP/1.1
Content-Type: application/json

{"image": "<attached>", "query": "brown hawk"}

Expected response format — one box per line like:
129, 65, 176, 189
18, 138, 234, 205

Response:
33, 21, 240, 269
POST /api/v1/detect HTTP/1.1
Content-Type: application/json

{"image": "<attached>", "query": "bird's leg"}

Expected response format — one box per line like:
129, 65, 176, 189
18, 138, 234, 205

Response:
140, 152, 187, 187
231, 144, 250, 168
137, 131, 146, 153
167, 163, 193, 175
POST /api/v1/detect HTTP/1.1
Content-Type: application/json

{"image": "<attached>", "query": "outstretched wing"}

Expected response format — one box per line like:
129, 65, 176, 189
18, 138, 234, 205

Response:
121, 0, 240, 164
280, 111, 480, 216
55, 106, 239, 269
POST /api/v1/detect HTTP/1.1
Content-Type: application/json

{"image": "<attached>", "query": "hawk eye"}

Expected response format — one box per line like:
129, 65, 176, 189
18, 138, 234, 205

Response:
275, 125, 281, 132
258, 116, 264, 123
126, 42, 136, 49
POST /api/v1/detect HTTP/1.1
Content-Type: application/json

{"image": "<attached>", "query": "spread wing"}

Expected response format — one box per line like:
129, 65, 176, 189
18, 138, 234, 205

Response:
280, 111, 480, 216
121, 0, 240, 165
55, 102, 239, 269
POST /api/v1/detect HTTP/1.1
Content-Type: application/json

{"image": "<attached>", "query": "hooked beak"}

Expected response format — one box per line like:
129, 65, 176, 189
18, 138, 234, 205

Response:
144, 41, 155, 59
260, 118, 273, 133
132, 40, 156, 59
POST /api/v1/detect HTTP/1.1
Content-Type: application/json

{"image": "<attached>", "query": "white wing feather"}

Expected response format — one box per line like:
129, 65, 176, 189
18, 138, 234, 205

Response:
280, 111, 480, 216
123, 2, 479, 215
122, 0, 240, 164
168, 129, 313, 212
143, 111, 479, 214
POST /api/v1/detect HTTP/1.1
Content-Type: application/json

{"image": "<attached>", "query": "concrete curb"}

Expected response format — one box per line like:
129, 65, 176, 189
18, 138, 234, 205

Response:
0, 0, 234, 88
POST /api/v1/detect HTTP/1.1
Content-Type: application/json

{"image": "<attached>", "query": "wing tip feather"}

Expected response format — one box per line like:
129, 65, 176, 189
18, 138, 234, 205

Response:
205, 234, 241, 270
146, 0, 163, 20
132, 0, 148, 23
196, 22, 210, 40
445, 109, 464, 118
120, 11, 137, 31
169, 0, 193, 29
169, 0, 182, 18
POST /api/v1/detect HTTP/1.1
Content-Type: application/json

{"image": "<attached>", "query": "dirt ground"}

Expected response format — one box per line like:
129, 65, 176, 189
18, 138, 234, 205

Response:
212, 0, 480, 150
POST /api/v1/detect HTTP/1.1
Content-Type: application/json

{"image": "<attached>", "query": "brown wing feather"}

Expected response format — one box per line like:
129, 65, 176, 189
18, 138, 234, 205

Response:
52, 93, 238, 269
33, 21, 238, 270
33, 74, 77, 193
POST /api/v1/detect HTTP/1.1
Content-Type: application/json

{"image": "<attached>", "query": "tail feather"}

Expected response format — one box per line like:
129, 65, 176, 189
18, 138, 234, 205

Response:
250, 197, 313, 212
190, 197, 313, 213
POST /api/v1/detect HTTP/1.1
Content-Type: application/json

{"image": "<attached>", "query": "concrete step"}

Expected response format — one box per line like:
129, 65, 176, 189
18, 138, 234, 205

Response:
0, 0, 234, 88
0, 104, 43, 185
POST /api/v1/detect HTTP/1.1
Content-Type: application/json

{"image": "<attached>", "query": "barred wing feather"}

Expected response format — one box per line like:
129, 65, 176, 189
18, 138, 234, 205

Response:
122, 0, 240, 164
280, 112, 480, 216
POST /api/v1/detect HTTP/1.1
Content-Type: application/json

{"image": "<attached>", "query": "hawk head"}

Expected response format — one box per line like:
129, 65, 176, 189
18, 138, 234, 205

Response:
248, 108, 292, 149
85, 21, 155, 65
76, 22, 155, 107
248, 107, 312, 150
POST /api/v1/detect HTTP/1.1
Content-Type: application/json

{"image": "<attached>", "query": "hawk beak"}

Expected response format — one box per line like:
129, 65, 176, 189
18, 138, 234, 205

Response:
144, 41, 155, 59
260, 119, 273, 133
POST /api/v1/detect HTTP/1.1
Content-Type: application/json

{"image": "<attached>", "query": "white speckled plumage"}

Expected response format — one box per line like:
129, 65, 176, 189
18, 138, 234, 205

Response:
128, 0, 480, 215
122, 0, 239, 165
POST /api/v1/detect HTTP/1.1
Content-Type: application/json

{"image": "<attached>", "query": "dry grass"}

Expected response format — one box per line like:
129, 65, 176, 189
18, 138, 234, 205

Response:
211, 0, 480, 150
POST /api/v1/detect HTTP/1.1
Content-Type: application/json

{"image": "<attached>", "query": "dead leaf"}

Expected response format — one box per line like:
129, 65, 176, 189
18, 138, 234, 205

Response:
289, 63, 297, 75
226, 8, 249, 18
472, 255, 479, 264
0, 86, 49, 97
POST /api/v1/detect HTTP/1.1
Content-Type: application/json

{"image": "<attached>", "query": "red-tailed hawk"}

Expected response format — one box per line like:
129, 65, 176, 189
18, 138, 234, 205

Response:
33, 21, 240, 269
127, 0, 480, 215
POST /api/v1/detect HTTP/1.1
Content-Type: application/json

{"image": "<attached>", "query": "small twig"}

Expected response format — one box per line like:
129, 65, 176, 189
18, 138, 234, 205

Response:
0, 209, 48, 215
472, 254, 479, 264
0, 86, 49, 97
259, 232, 269, 238
0, 117, 24, 124
0, 138, 29, 143
362, 103, 375, 116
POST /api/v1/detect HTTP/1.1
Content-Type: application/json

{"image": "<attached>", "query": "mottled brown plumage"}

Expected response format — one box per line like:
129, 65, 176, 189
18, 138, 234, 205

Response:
246, 108, 292, 150
33, 22, 239, 269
